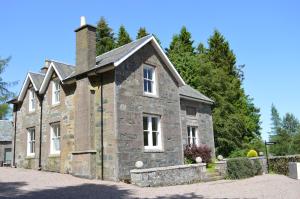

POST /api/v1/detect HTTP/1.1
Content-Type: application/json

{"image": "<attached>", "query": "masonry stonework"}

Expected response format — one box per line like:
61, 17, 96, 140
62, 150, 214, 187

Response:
116, 43, 184, 180
180, 99, 215, 157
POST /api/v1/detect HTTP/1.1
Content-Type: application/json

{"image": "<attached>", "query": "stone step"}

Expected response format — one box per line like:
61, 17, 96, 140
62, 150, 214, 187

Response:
203, 175, 224, 182
206, 172, 221, 177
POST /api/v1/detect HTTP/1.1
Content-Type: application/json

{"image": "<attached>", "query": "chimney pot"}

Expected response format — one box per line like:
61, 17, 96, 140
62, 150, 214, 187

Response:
80, 16, 86, 27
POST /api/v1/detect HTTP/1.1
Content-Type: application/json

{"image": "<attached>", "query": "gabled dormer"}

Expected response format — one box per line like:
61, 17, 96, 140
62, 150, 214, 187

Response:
17, 72, 45, 112
39, 60, 75, 106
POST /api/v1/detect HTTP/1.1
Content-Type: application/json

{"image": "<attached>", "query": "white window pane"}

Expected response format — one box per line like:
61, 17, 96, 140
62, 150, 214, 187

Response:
147, 81, 152, 93
152, 117, 158, 131
148, 69, 152, 80
144, 131, 149, 146
152, 131, 158, 146
144, 80, 148, 92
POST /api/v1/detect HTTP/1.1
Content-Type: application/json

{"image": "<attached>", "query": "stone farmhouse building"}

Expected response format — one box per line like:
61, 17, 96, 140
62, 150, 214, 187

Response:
8, 17, 215, 181
0, 120, 13, 166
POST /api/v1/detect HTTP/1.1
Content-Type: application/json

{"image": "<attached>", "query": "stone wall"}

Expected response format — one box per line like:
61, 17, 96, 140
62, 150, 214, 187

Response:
14, 74, 75, 173
14, 83, 41, 169
131, 163, 207, 187
180, 99, 215, 157
116, 43, 184, 180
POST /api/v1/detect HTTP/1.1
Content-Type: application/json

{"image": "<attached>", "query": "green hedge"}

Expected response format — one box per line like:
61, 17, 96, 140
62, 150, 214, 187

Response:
269, 155, 300, 175
226, 158, 262, 179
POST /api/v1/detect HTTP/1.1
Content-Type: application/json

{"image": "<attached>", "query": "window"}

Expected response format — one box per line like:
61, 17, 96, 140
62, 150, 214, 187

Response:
143, 115, 161, 150
50, 123, 60, 154
187, 126, 198, 146
28, 89, 35, 112
52, 81, 60, 105
186, 106, 196, 116
27, 128, 35, 156
143, 65, 156, 95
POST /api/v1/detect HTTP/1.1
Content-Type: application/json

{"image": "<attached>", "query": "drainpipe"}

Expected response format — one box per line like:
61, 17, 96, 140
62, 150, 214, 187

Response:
12, 105, 17, 167
100, 74, 104, 180
38, 95, 44, 170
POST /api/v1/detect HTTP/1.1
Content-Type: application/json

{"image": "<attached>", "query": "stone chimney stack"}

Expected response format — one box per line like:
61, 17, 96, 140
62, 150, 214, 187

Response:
74, 16, 96, 73
40, 59, 51, 74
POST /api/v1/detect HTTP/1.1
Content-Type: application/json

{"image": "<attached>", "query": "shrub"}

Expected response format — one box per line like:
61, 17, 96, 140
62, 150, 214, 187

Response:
229, 149, 247, 158
247, 149, 258, 158
184, 144, 212, 163
226, 158, 255, 179
269, 155, 300, 175
252, 159, 263, 175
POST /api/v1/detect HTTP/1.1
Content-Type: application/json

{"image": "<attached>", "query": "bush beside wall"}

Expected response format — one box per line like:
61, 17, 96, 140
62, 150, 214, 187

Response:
269, 155, 300, 175
226, 158, 262, 179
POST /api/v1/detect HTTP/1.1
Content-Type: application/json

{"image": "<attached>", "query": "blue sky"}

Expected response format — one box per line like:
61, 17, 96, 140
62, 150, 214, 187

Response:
1, 1, 299, 141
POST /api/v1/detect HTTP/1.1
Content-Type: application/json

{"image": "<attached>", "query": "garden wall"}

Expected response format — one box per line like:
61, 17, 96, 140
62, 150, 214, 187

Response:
130, 163, 206, 187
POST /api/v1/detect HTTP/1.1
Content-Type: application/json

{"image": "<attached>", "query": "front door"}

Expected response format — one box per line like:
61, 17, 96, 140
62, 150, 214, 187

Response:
4, 148, 12, 165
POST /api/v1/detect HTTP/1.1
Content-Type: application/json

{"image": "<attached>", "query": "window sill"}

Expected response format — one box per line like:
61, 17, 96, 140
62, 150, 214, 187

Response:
49, 153, 60, 158
143, 93, 159, 98
144, 149, 164, 153
51, 103, 60, 108
28, 110, 36, 115
26, 155, 35, 159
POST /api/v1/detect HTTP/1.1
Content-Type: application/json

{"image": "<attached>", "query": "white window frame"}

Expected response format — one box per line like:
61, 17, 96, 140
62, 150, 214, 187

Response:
143, 65, 157, 96
50, 123, 61, 155
28, 89, 35, 112
187, 126, 198, 146
52, 80, 60, 105
27, 128, 35, 156
143, 115, 162, 150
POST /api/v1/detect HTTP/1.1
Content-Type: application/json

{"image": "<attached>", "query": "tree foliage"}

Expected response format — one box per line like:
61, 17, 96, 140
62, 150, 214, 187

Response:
96, 17, 115, 56
269, 105, 300, 155
136, 27, 148, 39
0, 57, 15, 119
116, 25, 132, 47
167, 28, 261, 157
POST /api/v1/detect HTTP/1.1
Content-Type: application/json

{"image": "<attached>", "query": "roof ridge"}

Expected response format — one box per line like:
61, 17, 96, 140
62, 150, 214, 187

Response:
28, 71, 45, 76
96, 34, 153, 60
46, 59, 75, 67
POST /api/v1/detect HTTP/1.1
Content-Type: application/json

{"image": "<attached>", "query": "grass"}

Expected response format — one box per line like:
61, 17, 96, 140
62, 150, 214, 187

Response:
206, 163, 216, 173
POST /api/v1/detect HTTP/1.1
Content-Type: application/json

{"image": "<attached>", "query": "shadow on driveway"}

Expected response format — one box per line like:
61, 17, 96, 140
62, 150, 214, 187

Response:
0, 181, 209, 199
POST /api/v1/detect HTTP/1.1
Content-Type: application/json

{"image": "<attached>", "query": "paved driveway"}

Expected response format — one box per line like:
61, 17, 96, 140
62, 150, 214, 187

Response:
0, 167, 299, 199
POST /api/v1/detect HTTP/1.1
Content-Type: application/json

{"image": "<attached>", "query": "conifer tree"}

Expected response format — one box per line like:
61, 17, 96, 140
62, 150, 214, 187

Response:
136, 27, 148, 39
167, 28, 261, 156
0, 57, 15, 119
116, 25, 132, 47
96, 17, 115, 56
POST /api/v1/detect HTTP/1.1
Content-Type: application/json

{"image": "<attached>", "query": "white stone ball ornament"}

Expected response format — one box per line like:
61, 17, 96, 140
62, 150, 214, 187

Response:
217, 155, 224, 161
135, 161, 144, 168
195, 157, 202, 163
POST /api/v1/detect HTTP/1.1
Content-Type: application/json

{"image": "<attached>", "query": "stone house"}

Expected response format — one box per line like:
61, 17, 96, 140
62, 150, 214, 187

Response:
0, 120, 13, 166
8, 17, 215, 181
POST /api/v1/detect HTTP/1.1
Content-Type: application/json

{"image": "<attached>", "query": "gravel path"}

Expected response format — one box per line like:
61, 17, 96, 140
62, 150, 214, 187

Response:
0, 167, 299, 199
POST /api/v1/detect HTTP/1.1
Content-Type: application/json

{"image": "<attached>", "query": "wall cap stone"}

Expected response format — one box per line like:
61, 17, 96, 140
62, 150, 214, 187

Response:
130, 163, 206, 173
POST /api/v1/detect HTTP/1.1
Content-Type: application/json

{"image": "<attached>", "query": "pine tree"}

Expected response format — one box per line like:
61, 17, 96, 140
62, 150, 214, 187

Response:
166, 26, 197, 87
270, 104, 281, 135
282, 113, 299, 135
96, 17, 115, 56
136, 27, 148, 39
116, 25, 132, 47
0, 57, 15, 119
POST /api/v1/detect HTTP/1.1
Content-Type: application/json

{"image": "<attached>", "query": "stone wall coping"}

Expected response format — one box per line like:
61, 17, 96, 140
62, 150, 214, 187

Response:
130, 163, 206, 174
71, 150, 97, 155
214, 161, 226, 164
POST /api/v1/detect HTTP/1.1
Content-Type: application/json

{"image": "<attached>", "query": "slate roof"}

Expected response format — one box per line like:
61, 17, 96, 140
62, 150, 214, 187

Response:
49, 60, 75, 79
0, 120, 13, 141
29, 72, 45, 90
66, 35, 153, 80
179, 85, 214, 104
